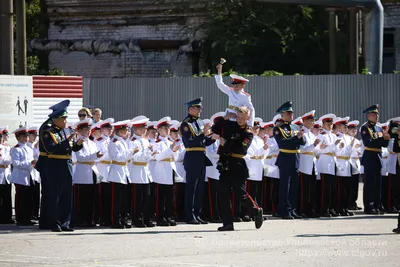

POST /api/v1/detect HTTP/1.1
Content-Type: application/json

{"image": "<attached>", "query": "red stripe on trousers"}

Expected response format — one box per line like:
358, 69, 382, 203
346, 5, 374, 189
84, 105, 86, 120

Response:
111, 183, 115, 225
208, 179, 213, 218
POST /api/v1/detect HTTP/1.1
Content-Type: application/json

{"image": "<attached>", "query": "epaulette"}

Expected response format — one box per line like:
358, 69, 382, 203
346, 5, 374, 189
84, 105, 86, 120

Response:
242, 91, 251, 96
320, 131, 326, 135
156, 139, 161, 143
131, 137, 136, 141
113, 138, 117, 143
183, 118, 190, 123
97, 137, 103, 141
14, 144, 20, 148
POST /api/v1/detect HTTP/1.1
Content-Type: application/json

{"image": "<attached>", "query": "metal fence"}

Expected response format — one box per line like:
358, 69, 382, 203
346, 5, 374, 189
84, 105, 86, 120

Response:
83, 74, 400, 124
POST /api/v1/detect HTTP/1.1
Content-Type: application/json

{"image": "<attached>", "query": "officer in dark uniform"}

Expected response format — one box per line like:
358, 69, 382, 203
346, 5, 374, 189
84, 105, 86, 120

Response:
180, 97, 215, 224
360, 104, 390, 214
36, 100, 83, 232
273, 101, 305, 220
388, 118, 400, 233
212, 107, 263, 231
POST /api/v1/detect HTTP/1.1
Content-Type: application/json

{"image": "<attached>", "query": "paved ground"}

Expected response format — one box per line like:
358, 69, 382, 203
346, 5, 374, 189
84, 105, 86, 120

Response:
0, 185, 399, 267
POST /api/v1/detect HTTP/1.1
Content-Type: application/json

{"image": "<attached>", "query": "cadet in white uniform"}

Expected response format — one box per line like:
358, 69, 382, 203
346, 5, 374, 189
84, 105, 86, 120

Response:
347, 120, 363, 211
107, 120, 134, 229
128, 116, 156, 228
27, 126, 41, 220
264, 115, 282, 216
298, 111, 320, 218
380, 122, 393, 212
215, 64, 255, 126
334, 117, 354, 216
146, 121, 158, 220
72, 119, 103, 227
153, 117, 180, 226
315, 114, 340, 217
205, 112, 224, 223
0, 127, 13, 224
244, 118, 269, 220
94, 118, 114, 225
10, 127, 37, 226
170, 121, 186, 222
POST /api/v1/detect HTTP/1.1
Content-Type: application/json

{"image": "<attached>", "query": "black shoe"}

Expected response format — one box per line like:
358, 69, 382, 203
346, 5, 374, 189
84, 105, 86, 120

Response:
356, 206, 362, 210
209, 218, 223, 224
61, 227, 74, 232
157, 220, 170, 227
307, 213, 318, 218
233, 217, 242, 222
291, 212, 303, 219
196, 217, 208, 224
17, 220, 37, 226
145, 221, 156, 228
134, 221, 146, 228
330, 210, 339, 217
272, 213, 279, 217
376, 208, 386, 215
242, 215, 252, 222
254, 208, 263, 229
365, 209, 379, 215
111, 224, 125, 229
393, 227, 400, 234
282, 216, 294, 220
186, 219, 200, 225
321, 211, 331, 217
168, 219, 177, 226
52, 225, 62, 232
217, 225, 234, 231
387, 207, 398, 214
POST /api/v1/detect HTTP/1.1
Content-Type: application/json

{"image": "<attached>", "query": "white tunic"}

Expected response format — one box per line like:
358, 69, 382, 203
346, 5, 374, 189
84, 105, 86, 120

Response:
10, 142, 35, 186
127, 134, 153, 184
387, 140, 397, 175
152, 136, 178, 185
206, 140, 220, 180
214, 74, 255, 126
27, 142, 41, 183
107, 135, 133, 184
299, 127, 317, 175
0, 144, 11, 185
350, 137, 362, 175
315, 130, 338, 176
246, 136, 269, 181
335, 134, 353, 177
174, 139, 186, 183
73, 138, 100, 184
94, 135, 111, 182
148, 138, 157, 183
381, 147, 389, 176
263, 137, 280, 179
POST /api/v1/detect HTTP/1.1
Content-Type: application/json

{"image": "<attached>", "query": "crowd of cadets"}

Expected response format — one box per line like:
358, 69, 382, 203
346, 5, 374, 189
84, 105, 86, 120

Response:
0, 110, 399, 228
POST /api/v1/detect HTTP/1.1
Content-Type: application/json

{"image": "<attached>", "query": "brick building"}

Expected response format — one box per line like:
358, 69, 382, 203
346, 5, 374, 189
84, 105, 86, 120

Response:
31, 1, 400, 77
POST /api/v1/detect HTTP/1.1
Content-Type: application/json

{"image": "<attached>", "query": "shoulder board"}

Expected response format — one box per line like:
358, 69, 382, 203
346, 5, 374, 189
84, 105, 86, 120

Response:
361, 122, 368, 127
320, 131, 326, 135
113, 138, 117, 143
156, 139, 161, 143
14, 144, 20, 148
242, 91, 251, 96
183, 118, 190, 123
131, 137, 136, 141
97, 137, 103, 141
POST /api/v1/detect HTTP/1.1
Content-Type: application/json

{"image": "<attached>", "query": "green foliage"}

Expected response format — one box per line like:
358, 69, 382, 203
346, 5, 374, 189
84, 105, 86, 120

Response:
393, 70, 400, 74
361, 68, 371, 75
26, 0, 41, 39
27, 55, 64, 76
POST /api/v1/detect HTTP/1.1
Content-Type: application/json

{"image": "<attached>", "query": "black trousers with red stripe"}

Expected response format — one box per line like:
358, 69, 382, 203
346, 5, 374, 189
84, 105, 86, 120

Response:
0, 183, 13, 223
110, 182, 131, 226
99, 182, 112, 225
174, 182, 186, 221
320, 173, 337, 213
350, 174, 360, 208
337, 176, 352, 213
262, 177, 272, 214
299, 171, 317, 216
156, 183, 174, 221
243, 180, 262, 217
31, 182, 40, 219
15, 183, 34, 224
219, 172, 259, 226
205, 178, 220, 220
73, 184, 96, 225
149, 182, 158, 220
131, 183, 151, 223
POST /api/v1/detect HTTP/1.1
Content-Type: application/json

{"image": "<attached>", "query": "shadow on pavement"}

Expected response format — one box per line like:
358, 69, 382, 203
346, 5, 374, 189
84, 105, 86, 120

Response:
296, 233, 394, 238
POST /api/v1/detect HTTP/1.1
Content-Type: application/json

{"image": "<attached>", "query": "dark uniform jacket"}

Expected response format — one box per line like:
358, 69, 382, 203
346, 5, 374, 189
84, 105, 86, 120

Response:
273, 122, 305, 169
212, 119, 253, 179
360, 121, 389, 168
180, 114, 214, 172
